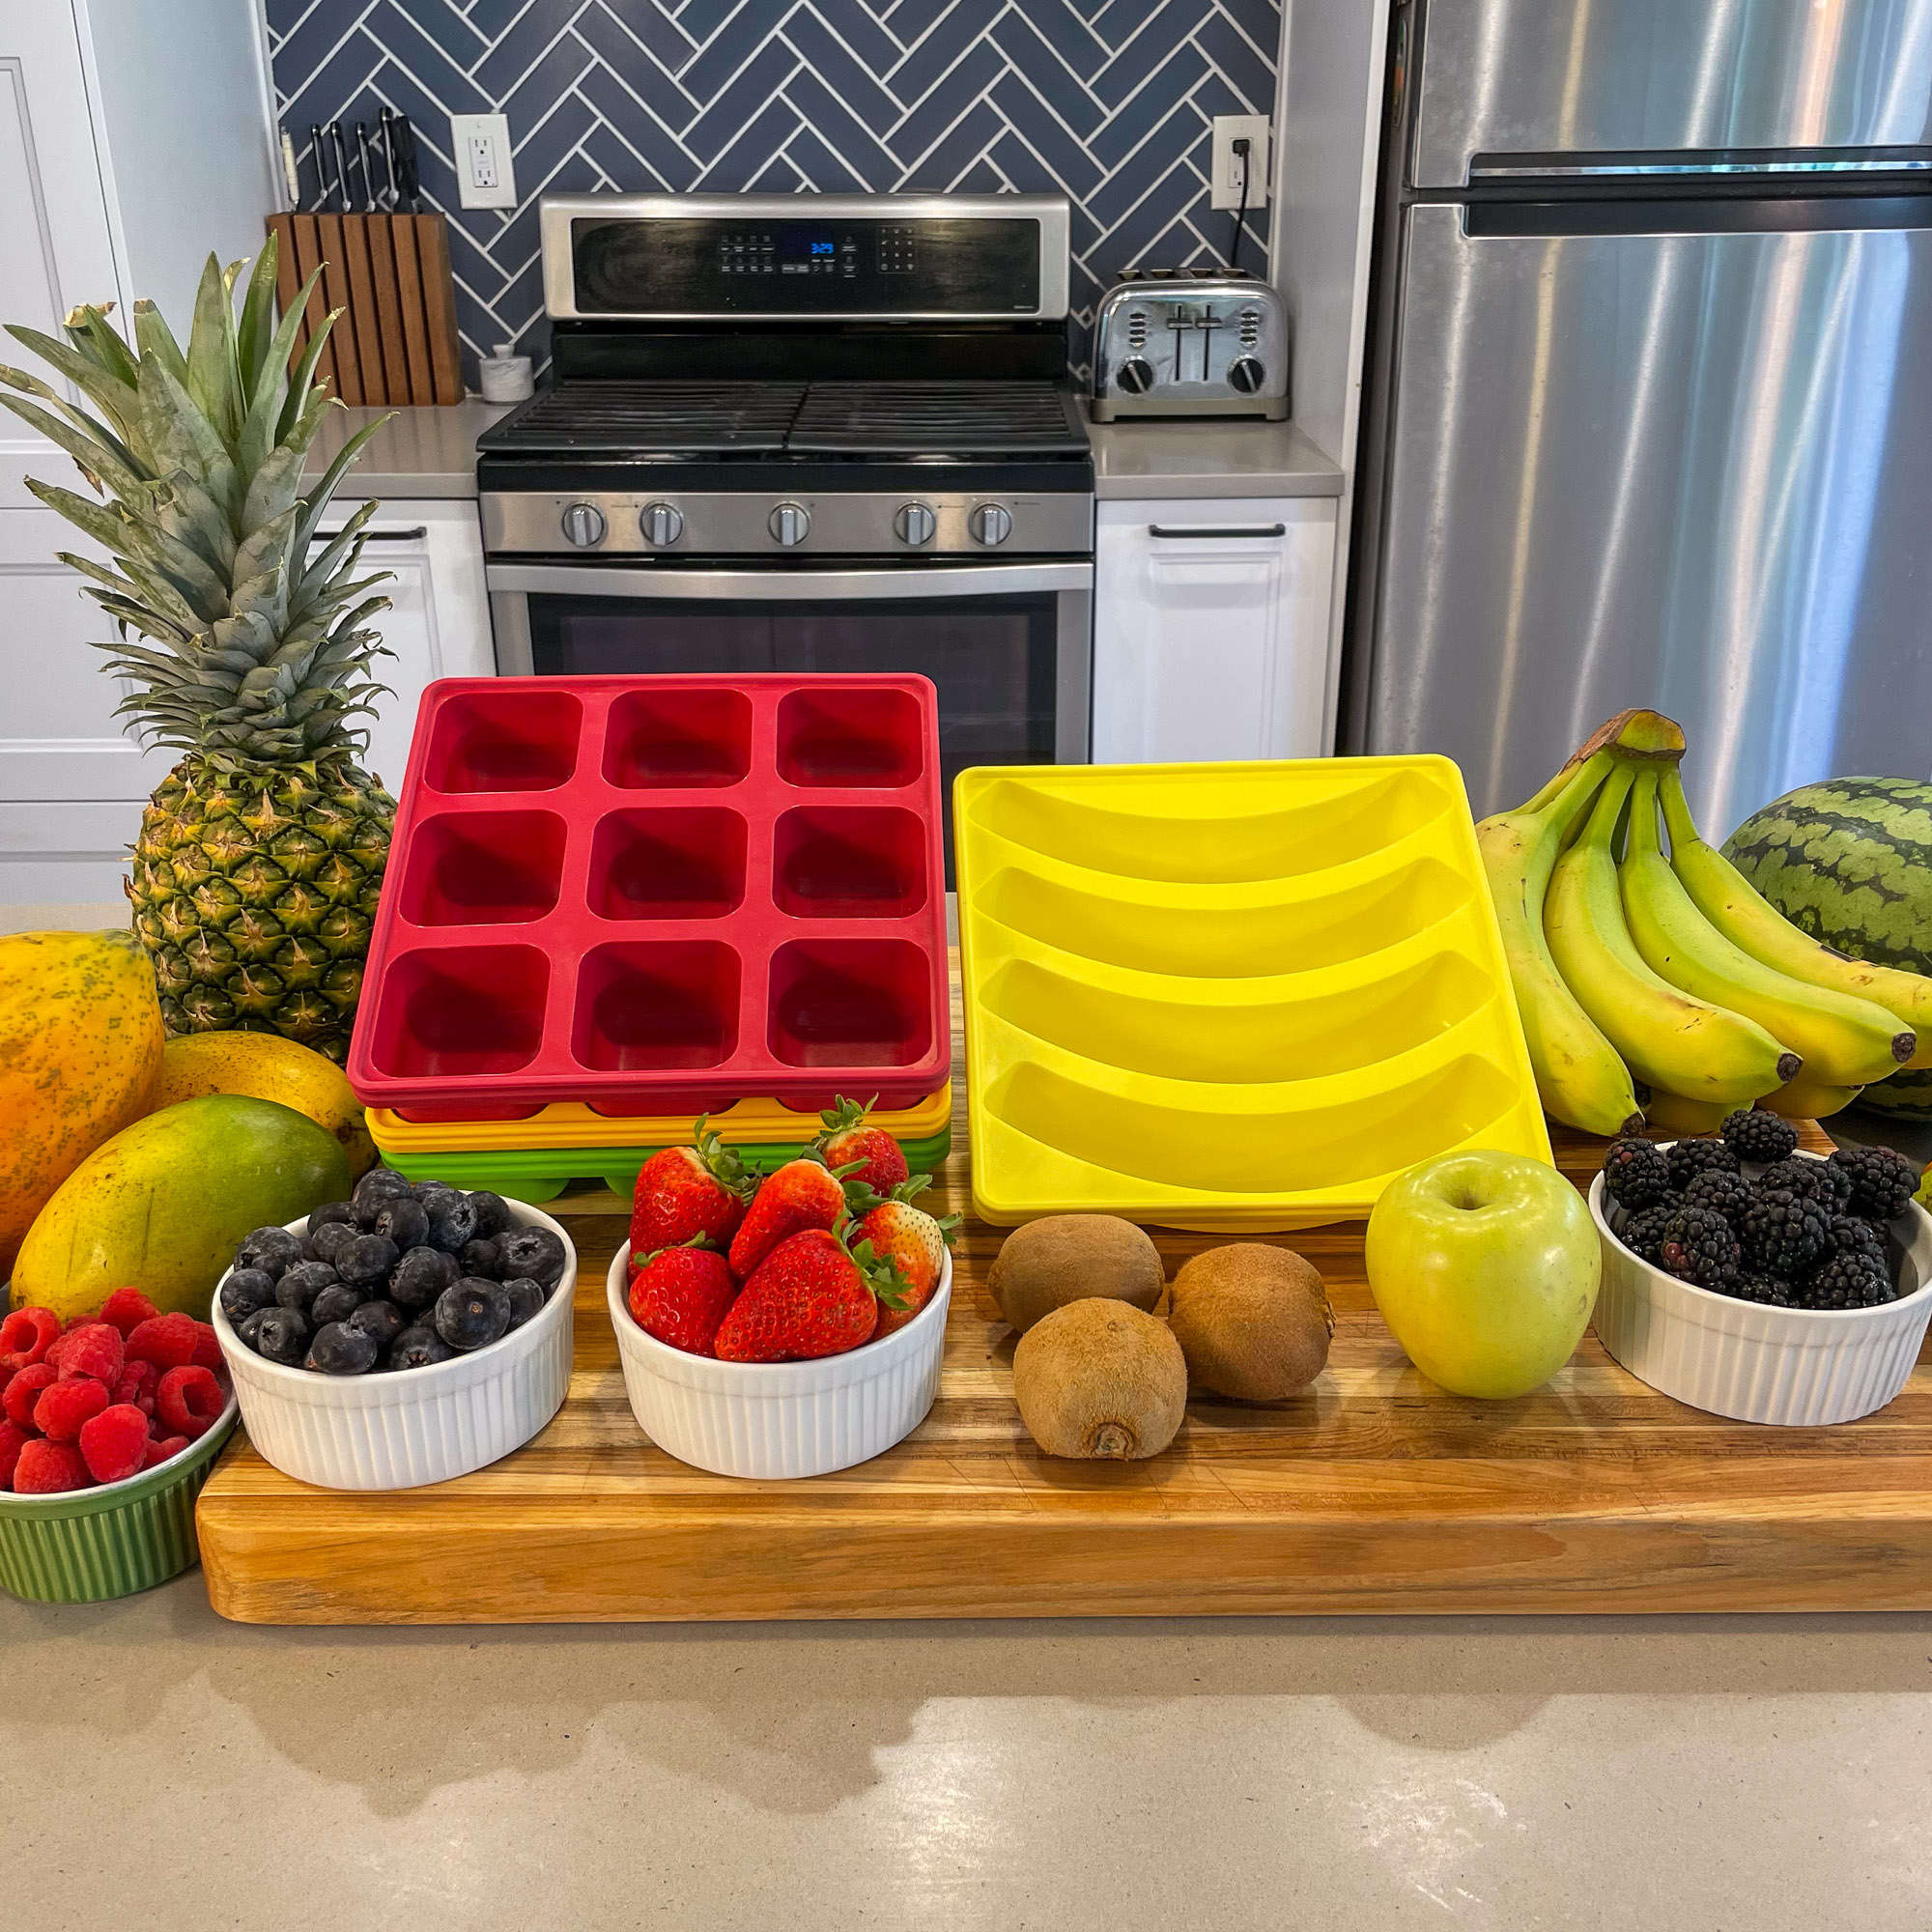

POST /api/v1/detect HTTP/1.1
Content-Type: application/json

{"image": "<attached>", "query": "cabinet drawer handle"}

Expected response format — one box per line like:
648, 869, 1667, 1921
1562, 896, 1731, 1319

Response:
310, 526, 429, 543
1147, 523, 1287, 539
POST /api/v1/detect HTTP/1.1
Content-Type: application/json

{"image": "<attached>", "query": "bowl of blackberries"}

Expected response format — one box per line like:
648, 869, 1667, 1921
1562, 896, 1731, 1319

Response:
210, 1172, 576, 1491
1588, 1110, 1932, 1425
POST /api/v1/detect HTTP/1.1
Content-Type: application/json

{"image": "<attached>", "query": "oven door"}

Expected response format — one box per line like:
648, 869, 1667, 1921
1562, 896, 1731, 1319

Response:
487, 560, 1092, 876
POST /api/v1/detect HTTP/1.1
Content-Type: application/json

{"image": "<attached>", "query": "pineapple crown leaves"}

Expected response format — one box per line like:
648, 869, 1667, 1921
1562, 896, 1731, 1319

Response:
0, 239, 400, 762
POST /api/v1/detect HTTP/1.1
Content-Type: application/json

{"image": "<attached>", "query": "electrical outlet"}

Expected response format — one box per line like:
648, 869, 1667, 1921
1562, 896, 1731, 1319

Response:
451, 113, 516, 210
1210, 115, 1270, 212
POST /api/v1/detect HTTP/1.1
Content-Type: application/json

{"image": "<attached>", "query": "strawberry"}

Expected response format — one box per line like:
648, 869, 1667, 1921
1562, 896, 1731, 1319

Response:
629, 1120, 753, 1258
851, 1198, 958, 1337
713, 1229, 907, 1363
810, 1095, 909, 1201
626, 1238, 739, 1356
727, 1158, 853, 1281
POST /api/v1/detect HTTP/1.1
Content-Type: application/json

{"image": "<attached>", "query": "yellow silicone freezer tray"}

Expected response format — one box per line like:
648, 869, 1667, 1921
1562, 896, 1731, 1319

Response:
953, 757, 1551, 1231
368, 1082, 953, 1154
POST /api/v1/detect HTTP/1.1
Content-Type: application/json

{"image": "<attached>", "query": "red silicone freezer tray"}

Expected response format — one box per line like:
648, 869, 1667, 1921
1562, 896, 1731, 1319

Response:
346, 675, 951, 1115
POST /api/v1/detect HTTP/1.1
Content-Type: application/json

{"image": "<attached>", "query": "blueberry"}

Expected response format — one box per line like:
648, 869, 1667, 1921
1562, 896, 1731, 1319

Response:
307, 1200, 358, 1233
352, 1167, 414, 1217
424, 1192, 480, 1253
497, 1226, 566, 1288
336, 1232, 400, 1288
467, 1191, 515, 1238
306, 1221, 360, 1268
388, 1324, 456, 1372
237, 1307, 270, 1351
219, 1267, 277, 1322
388, 1245, 459, 1313
252, 1307, 308, 1364
434, 1279, 511, 1351
235, 1226, 304, 1279
275, 1260, 339, 1314
310, 1283, 365, 1327
346, 1299, 407, 1350
502, 1278, 547, 1329
457, 1237, 502, 1280
370, 1196, 429, 1250
413, 1179, 461, 1206
305, 1321, 380, 1375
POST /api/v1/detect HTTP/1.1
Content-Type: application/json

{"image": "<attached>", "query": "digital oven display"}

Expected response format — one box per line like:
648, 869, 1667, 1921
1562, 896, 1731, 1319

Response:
783, 233, 838, 259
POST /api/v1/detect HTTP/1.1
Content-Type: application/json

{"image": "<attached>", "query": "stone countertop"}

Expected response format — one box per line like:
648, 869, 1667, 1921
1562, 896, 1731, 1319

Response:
302, 397, 510, 499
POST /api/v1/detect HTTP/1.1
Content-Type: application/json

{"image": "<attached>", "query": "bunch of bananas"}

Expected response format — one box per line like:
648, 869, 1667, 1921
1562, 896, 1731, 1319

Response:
1478, 710, 1932, 1135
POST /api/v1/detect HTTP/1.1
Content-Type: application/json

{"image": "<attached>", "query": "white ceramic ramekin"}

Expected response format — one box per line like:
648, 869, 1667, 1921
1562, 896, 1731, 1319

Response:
1591, 1146, 1932, 1426
212, 1200, 575, 1490
605, 1240, 950, 1478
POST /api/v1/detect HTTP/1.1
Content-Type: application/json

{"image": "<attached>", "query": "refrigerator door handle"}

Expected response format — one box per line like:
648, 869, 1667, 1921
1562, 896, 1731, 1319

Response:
1465, 192, 1932, 240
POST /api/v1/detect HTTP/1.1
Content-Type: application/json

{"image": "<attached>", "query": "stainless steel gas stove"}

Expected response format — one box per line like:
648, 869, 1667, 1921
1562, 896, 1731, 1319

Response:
477, 194, 1094, 867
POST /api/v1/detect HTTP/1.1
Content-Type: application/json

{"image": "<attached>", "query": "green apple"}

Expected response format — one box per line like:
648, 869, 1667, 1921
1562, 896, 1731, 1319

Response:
1364, 1150, 1601, 1399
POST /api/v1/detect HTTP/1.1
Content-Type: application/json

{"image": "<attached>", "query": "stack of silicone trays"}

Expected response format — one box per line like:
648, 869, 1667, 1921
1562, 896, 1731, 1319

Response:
348, 674, 952, 1195
954, 756, 1551, 1232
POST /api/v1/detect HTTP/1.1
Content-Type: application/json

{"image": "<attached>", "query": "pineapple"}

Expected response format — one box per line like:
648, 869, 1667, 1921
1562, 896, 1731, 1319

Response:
0, 242, 395, 1063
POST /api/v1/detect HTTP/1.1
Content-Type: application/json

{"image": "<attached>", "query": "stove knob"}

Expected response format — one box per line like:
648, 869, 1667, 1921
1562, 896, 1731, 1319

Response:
1116, 358, 1156, 396
769, 501, 810, 548
895, 501, 937, 547
1227, 356, 1266, 395
639, 501, 684, 547
560, 502, 607, 548
969, 502, 1013, 548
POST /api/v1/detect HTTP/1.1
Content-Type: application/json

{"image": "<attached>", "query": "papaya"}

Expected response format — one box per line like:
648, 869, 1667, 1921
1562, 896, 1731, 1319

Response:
10, 1094, 352, 1321
153, 1032, 377, 1178
0, 929, 164, 1281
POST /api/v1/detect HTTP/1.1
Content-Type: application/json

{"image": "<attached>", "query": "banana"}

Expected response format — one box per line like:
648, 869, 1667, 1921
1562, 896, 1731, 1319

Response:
1620, 770, 1912, 1090
1759, 1072, 1864, 1122
1640, 1090, 1734, 1137
1658, 768, 1931, 1068
1477, 749, 1643, 1136
1545, 765, 1798, 1107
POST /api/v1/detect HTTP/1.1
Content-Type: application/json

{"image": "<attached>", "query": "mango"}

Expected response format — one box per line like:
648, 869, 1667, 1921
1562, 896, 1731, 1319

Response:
10, 1094, 352, 1321
1, 929, 164, 1280
154, 1031, 376, 1178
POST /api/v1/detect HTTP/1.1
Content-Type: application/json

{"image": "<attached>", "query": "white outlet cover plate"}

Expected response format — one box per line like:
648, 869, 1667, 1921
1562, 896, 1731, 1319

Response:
1209, 115, 1270, 212
452, 112, 516, 210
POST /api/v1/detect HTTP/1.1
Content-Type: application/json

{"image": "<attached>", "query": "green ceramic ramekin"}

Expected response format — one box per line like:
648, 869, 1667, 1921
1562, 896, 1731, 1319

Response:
0, 1399, 238, 1603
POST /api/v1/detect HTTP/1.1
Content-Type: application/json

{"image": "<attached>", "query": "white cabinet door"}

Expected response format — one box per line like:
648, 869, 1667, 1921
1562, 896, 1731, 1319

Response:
1092, 497, 1338, 765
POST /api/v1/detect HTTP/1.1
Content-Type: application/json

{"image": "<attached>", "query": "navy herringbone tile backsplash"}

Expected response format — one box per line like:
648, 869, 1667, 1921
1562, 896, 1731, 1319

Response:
267, 0, 1280, 384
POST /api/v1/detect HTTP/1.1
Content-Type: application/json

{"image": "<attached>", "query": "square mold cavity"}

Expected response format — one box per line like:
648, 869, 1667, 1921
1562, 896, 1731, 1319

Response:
424, 689, 581, 793
590, 808, 748, 921
400, 810, 566, 926
769, 938, 931, 1068
773, 806, 927, 919
776, 687, 923, 787
604, 688, 753, 789
368, 946, 550, 1079
573, 941, 741, 1072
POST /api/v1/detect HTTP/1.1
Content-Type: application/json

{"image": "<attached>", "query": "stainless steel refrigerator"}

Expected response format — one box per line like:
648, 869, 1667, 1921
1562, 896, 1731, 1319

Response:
1345, 0, 1932, 837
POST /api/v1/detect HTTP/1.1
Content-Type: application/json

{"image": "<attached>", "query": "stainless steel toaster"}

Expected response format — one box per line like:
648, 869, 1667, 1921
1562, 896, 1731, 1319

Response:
1090, 269, 1289, 422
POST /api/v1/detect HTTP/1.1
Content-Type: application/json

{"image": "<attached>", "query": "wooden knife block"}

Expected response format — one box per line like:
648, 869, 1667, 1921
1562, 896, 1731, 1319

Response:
268, 211, 464, 406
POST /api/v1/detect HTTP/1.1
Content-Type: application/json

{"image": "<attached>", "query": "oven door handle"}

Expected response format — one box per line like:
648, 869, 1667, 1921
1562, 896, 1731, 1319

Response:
485, 561, 1094, 601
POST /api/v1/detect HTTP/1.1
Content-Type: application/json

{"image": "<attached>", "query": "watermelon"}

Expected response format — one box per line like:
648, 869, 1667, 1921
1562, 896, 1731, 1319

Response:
1724, 777, 1932, 1118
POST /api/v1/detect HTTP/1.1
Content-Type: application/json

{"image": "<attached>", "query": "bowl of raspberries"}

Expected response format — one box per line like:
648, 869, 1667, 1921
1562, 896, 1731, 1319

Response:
0, 1290, 238, 1602
209, 1170, 575, 1491
1589, 1110, 1932, 1425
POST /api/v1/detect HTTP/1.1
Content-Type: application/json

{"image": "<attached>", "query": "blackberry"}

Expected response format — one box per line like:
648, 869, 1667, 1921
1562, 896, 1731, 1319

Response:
1823, 1214, 1889, 1269
1737, 1187, 1831, 1279
1664, 1137, 1742, 1192
1797, 1250, 1893, 1311
1682, 1168, 1754, 1222
1720, 1109, 1799, 1165
1726, 1271, 1798, 1308
1829, 1144, 1920, 1221
1616, 1204, 1677, 1264
1603, 1137, 1672, 1210
1759, 1156, 1851, 1212
1658, 1204, 1741, 1290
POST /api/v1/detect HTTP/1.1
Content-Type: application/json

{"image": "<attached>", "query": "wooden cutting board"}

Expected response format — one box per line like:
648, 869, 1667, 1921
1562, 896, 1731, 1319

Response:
195, 967, 1932, 1625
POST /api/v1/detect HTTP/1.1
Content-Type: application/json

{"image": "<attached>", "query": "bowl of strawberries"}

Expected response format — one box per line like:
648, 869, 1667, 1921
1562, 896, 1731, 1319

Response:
0, 1290, 238, 1602
605, 1099, 957, 1478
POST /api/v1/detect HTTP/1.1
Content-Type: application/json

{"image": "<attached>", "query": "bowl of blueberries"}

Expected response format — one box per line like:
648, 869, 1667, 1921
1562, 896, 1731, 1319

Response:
1589, 1109, 1932, 1426
209, 1169, 576, 1490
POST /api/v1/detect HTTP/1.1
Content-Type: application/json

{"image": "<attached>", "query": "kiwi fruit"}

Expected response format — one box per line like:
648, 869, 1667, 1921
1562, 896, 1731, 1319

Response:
989, 1214, 1164, 1334
1012, 1298, 1186, 1460
1167, 1243, 1332, 1402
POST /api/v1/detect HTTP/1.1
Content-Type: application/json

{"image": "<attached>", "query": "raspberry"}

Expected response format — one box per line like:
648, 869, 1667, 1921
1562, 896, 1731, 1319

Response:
126, 1312, 200, 1370
0, 1420, 29, 1489
52, 1321, 124, 1385
3, 1363, 56, 1429
189, 1321, 224, 1372
142, 1435, 191, 1470
96, 1288, 161, 1337
14, 1439, 89, 1493
156, 1365, 225, 1438
33, 1375, 108, 1443
77, 1404, 150, 1485
112, 1359, 159, 1416
0, 1307, 60, 1372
